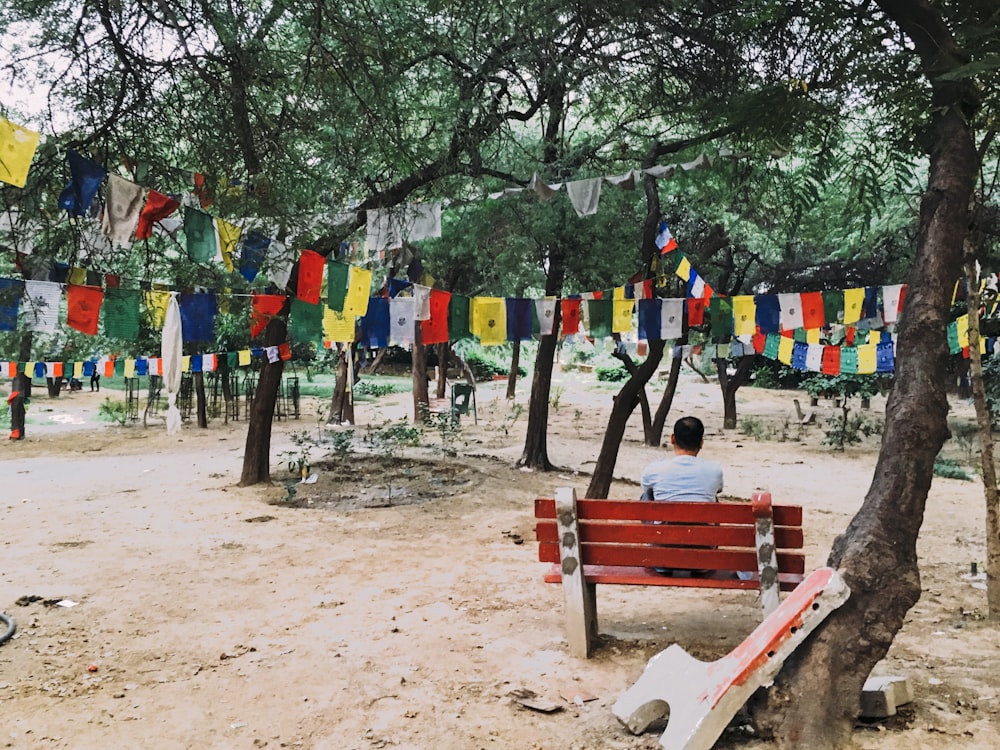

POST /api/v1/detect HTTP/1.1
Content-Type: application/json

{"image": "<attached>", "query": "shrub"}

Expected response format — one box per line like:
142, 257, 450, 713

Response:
933, 457, 972, 481
355, 381, 398, 398
595, 363, 629, 382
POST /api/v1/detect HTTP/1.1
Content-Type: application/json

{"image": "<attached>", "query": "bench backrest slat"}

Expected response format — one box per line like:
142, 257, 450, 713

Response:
534, 497, 803, 526
538, 541, 805, 574
535, 522, 803, 549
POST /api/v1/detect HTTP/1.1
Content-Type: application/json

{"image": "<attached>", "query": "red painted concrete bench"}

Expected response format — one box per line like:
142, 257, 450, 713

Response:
534, 487, 806, 657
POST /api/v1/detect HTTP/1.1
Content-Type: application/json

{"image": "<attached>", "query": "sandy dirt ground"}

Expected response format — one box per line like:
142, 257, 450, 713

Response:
1, 367, 998, 749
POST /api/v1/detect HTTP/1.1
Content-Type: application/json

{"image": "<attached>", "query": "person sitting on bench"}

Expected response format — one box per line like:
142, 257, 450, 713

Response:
640, 416, 723, 575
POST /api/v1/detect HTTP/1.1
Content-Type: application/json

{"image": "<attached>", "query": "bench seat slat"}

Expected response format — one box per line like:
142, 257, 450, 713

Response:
534, 497, 803, 526
538, 541, 805, 573
542, 564, 804, 591
536, 521, 803, 548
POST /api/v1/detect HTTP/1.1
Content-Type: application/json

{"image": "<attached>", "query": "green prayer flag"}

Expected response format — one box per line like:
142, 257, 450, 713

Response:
102, 288, 141, 340
708, 297, 732, 338
947, 322, 960, 353
184, 206, 217, 263
327, 261, 349, 312
289, 298, 324, 343
449, 295, 471, 340
114, 358, 125, 376
822, 290, 844, 326
587, 299, 613, 339
763, 334, 780, 359
840, 347, 858, 374
227, 351, 239, 369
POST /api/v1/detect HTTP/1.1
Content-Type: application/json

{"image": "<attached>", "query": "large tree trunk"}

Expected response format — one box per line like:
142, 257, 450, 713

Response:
756, 3, 981, 744
650, 351, 683, 446
584, 339, 665, 499
717, 355, 755, 430
519, 324, 560, 470
45, 377, 63, 397
239, 316, 286, 485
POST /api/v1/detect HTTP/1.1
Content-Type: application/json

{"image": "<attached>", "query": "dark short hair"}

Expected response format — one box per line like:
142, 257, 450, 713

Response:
673, 416, 705, 451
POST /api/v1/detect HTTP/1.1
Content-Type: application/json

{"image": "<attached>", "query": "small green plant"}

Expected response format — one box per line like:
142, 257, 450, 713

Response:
281, 430, 315, 479
933, 457, 972, 481
366, 419, 421, 460
98, 398, 129, 426
739, 416, 770, 441
947, 419, 978, 462
549, 385, 565, 412
822, 408, 882, 451
501, 402, 524, 436
595, 363, 628, 382
327, 428, 355, 457
355, 381, 398, 398
423, 407, 462, 455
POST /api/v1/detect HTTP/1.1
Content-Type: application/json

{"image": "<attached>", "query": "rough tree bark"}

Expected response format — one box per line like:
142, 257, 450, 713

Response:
506, 339, 520, 400
649, 351, 683, 446
755, 3, 981, 745
239, 314, 286, 485
435, 342, 448, 399
411, 326, 429, 424
612, 344, 654, 443
584, 339, 666, 499
716, 355, 756, 430
194, 372, 208, 428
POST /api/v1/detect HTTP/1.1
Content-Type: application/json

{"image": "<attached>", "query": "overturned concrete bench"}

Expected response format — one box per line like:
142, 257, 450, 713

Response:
612, 566, 849, 749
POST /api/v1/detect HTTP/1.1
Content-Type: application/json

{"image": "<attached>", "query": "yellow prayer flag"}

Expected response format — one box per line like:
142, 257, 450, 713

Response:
612, 299, 634, 333
732, 295, 756, 336
675, 256, 692, 282
68, 267, 87, 285
216, 219, 242, 272
238, 349, 252, 366
123, 359, 134, 378
843, 288, 865, 325
471, 297, 506, 346
181, 355, 191, 372
613, 286, 626, 300
25, 361, 35, 378
806, 328, 820, 344
0, 117, 41, 188
73, 361, 83, 378
857, 345, 877, 374
777, 335, 794, 365
144, 290, 170, 329
343, 266, 372, 317
323, 307, 355, 343
956, 314, 969, 349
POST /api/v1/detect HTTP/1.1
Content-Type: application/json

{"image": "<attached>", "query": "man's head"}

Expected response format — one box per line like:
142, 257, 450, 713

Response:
671, 416, 705, 453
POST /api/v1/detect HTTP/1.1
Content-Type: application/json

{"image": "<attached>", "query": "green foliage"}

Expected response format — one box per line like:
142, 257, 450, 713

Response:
739, 415, 794, 442
751, 362, 803, 390
822, 409, 883, 451
327, 428, 355, 457
595, 363, 629, 382
463, 348, 526, 381
365, 419, 421, 460
549, 385, 564, 412
933, 457, 972, 481
354, 381, 398, 398
802, 373, 888, 401
97, 398, 128, 426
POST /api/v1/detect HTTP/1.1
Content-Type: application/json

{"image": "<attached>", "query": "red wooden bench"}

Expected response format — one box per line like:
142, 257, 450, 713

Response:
534, 487, 806, 657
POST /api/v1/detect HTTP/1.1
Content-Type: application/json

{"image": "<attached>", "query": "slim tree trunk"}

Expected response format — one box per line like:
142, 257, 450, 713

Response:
519, 325, 559, 470
650, 350, 682, 446
436, 342, 448, 399
584, 339, 665, 498
612, 343, 654, 443
239, 316, 285, 485
963, 258, 1000, 617
412, 329, 429, 424
756, 4, 981, 744
507, 339, 520, 400
717, 356, 755, 430
195, 372, 208, 428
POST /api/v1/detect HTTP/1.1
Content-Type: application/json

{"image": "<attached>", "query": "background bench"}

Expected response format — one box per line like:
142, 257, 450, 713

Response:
534, 487, 806, 657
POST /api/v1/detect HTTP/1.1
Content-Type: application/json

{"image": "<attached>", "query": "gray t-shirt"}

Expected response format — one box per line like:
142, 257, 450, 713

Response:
640, 454, 724, 502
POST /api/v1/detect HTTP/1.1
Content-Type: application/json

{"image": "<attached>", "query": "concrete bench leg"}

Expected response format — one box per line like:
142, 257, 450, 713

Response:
612, 567, 850, 750
556, 487, 597, 658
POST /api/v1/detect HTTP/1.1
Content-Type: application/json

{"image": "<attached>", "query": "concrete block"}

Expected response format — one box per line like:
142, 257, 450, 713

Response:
859, 675, 913, 719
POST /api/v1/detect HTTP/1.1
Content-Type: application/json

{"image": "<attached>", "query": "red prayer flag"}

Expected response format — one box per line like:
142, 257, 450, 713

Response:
421, 289, 451, 345
251, 293, 286, 338
751, 332, 766, 353
297, 249, 324, 304
104, 359, 115, 377
278, 342, 292, 361
66, 284, 103, 335
686, 298, 706, 327
50, 362, 64, 378
821, 345, 840, 375
135, 190, 181, 239
800, 291, 825, 329
561, 299, 581, 335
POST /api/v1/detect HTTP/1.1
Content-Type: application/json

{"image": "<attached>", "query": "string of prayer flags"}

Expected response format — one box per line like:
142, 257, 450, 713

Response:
184, 206, 217, 263
239, 232, 270, 282
250, 293, 286, 338
0, 278, 24, 331
360, 297, 390, 349
135, 190, 180, 239
216, 218, 242, 272
58, 150, 107, 217
343, 265, 372, 317
0, 118, 40, 188
178, 292, 217, 342
296, 249, 324, 304
102, 287, 142, 339
102, 174, 145, 245
421, 289, 451, 345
